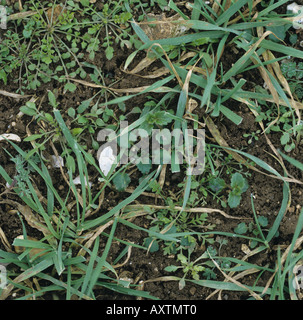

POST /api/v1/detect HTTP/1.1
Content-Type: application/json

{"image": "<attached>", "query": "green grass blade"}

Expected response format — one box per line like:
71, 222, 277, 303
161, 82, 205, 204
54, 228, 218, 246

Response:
260, 39, 303, 59
220, 105, 243, 125
258, 0, 290, 17
117, 218, 181, 242
168, 0, 188, 20
139, 31, 225, 50
212, 145, 286, 181
284, 208, 303, 271
171, 80, 188, 173
266, 181, 289, 243
183, 20, 241, 36
189, 279, 271, 294
81, 234, 100, 296
38, 272, 93, 300
250, 195, 268, 246
278, 150, 303, 171
81, 167, 161, 230
54, 109, 91, 225
216, 0, 249, 26
15, 259, 54, 282
221, 78, 246, 104
87, 217, 118, 295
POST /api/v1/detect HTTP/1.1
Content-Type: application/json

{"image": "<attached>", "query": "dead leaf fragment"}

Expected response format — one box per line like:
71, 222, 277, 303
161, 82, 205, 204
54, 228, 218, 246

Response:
14, 235, 48, 260
139, 13, 189, 40
187, 98, 198, 113
0, 134, 21, 142
46, 5, 67, 25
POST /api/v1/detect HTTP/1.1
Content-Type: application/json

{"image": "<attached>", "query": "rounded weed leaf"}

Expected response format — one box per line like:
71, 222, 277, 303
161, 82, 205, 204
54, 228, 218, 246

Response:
230, 172, 249, 194
228, 193, 241, 208
234, 222, 248, 235
208, 177, 226, 193
112, 172, 131, 191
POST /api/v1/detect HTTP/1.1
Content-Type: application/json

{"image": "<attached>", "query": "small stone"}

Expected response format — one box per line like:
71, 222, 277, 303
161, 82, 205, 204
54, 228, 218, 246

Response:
288, 206, 295, 213
189, 287, 196, 295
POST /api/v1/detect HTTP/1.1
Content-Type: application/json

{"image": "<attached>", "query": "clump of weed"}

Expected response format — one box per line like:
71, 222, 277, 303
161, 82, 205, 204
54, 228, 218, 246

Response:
0, 0, 136, 92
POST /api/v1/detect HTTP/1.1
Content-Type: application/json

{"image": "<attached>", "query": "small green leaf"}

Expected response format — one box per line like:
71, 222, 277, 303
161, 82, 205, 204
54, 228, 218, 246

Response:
68, 107, 76, 118
66, 155, 76, 173
267, 25, 286, 42
77, 116, 89, 125
62, 52, 71, 59
105, 46, 114, 60
44, 113, 54, 123
209, 177, 226, 193
48, 91, 57, 108
284, 142, 295, 152
228, 193, 241, 208
257, 216, 268, 227
164, 265, 179, 272
143, 237, 159, 253
71, 128, 84, 136
92, 139, 99, 150
96, 118, 104, 127
281, 132, 290, 145
64, 82, 77, 92
177, 253, 187, 265
0, 70, 7, 84
136, 161, 152, 174
80, 0, 90, 6
289, 33, 297, 45
20, 105, 37, 116
23, 29, 32, 38
42, 56, 52, 65
24, 134, 44, 141
77, 100, 91, 114
230, 172, 248, 193
56, 65, 64, 72
80, 70, 87, 79
234, 222, 248, 235
28, 64, 37, 71
113, 172, 131, 191
179, 278, 186, 290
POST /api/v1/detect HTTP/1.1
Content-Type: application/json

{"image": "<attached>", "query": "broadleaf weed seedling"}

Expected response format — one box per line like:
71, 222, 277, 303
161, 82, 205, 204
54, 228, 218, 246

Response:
243, 130, 261, 145
145, 200, 216, 256
280, 59, 303, 100
20, 93, 63, 147
0, 0, 85, 92
175, 146, 251, 209
255, 86, 302, 152
164, 243, 232, 288
0, 0, 136, 92
234, 215, 269, 249
74, 0, 137, 60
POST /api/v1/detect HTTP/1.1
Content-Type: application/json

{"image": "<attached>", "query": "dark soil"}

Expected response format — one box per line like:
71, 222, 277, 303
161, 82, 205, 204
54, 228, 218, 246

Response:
1, 0, 303, 300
